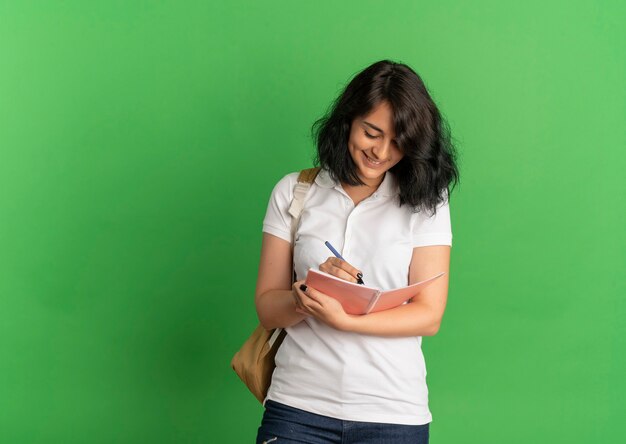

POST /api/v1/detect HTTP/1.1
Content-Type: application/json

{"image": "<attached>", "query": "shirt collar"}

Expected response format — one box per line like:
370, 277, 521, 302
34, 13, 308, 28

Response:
315, 167, 398, 197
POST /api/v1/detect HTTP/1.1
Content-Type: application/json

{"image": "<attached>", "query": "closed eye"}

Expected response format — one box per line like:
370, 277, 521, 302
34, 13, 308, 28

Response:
364, 130, 377, 139
365, 130, 398, 146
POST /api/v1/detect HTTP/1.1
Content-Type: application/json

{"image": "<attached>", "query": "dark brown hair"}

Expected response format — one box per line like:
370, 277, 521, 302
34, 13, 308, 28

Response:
311, 60, 460, 215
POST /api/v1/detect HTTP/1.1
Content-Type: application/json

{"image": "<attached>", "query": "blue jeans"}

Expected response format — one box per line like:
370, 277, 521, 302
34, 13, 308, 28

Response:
256, 400, 430, 444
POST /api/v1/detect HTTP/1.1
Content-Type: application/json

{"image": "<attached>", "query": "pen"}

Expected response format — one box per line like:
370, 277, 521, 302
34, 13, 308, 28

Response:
324, 241, 365, 285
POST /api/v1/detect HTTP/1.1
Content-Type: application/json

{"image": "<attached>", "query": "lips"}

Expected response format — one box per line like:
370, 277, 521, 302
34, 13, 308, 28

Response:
363, 151, 386, 168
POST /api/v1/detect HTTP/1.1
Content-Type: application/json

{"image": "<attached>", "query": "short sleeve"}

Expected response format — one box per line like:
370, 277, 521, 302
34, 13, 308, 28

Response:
410, 195, 453, 248
261, 172, 299, 243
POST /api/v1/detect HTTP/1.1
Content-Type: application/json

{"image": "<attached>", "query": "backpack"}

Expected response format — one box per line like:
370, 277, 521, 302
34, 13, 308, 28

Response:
231, 167, 321, 403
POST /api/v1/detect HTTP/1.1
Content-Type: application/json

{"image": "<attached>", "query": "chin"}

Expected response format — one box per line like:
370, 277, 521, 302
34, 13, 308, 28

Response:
357, 166, 387, 182
361, 168, 386, 178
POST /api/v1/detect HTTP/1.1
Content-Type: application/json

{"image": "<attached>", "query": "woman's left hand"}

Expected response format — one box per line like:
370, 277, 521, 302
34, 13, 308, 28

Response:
292, 281, 354, 331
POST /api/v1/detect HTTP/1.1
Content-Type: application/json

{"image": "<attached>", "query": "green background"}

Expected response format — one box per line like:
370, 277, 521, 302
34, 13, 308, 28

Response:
1, 1, 624, 442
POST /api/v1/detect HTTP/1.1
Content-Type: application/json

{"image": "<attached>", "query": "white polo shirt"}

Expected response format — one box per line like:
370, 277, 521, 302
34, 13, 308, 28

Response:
262, 167, 452, 425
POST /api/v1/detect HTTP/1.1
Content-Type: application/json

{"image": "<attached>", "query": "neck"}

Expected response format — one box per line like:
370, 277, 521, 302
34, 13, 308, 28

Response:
359, 172, 385, 189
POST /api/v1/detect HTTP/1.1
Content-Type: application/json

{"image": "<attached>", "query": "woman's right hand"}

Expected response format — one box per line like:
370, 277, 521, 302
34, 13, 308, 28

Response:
319, 257, 363, 284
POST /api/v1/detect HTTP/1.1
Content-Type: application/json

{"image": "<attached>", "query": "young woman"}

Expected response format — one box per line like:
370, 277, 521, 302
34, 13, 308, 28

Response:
254, 60, 459, 444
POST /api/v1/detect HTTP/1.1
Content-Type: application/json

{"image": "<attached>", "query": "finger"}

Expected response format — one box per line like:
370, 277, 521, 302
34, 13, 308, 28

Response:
302, 287, 335, 314
328, 264, 359, 283
323, 257, 362, 282
319, 257, 346, 272
291, 281, 308, 309
332, 257, 362, 281
318, 260, 334, 274
302, 285, 325, 303
319, 258, 355, 282
292, 280, 307, 297
293, 282, 309, 297
298, 285, 324, 310
292, 290, 303, 309
292, 279, 306, 291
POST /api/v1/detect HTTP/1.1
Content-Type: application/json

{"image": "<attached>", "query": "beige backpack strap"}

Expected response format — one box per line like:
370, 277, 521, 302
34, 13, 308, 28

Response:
288, 167, 321, 220
287, 167, 321, 283
297, 167, 321, 184
266, 168, 322, 370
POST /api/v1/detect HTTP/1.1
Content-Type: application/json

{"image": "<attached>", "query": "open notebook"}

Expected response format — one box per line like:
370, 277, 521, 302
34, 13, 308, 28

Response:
304, 268, 446, 315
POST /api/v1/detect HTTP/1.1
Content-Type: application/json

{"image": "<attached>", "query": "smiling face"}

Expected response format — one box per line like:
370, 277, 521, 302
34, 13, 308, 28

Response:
347, 100, 404, 188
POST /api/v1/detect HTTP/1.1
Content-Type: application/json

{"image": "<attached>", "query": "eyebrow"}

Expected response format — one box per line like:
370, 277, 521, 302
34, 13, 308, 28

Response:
362, 120, 385, 134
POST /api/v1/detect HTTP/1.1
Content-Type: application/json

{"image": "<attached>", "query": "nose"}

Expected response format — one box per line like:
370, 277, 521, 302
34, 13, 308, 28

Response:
371, 139, 392, 160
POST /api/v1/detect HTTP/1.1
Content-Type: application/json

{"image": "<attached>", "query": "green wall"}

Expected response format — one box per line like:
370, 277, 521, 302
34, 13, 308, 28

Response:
1, 1, 624, 442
